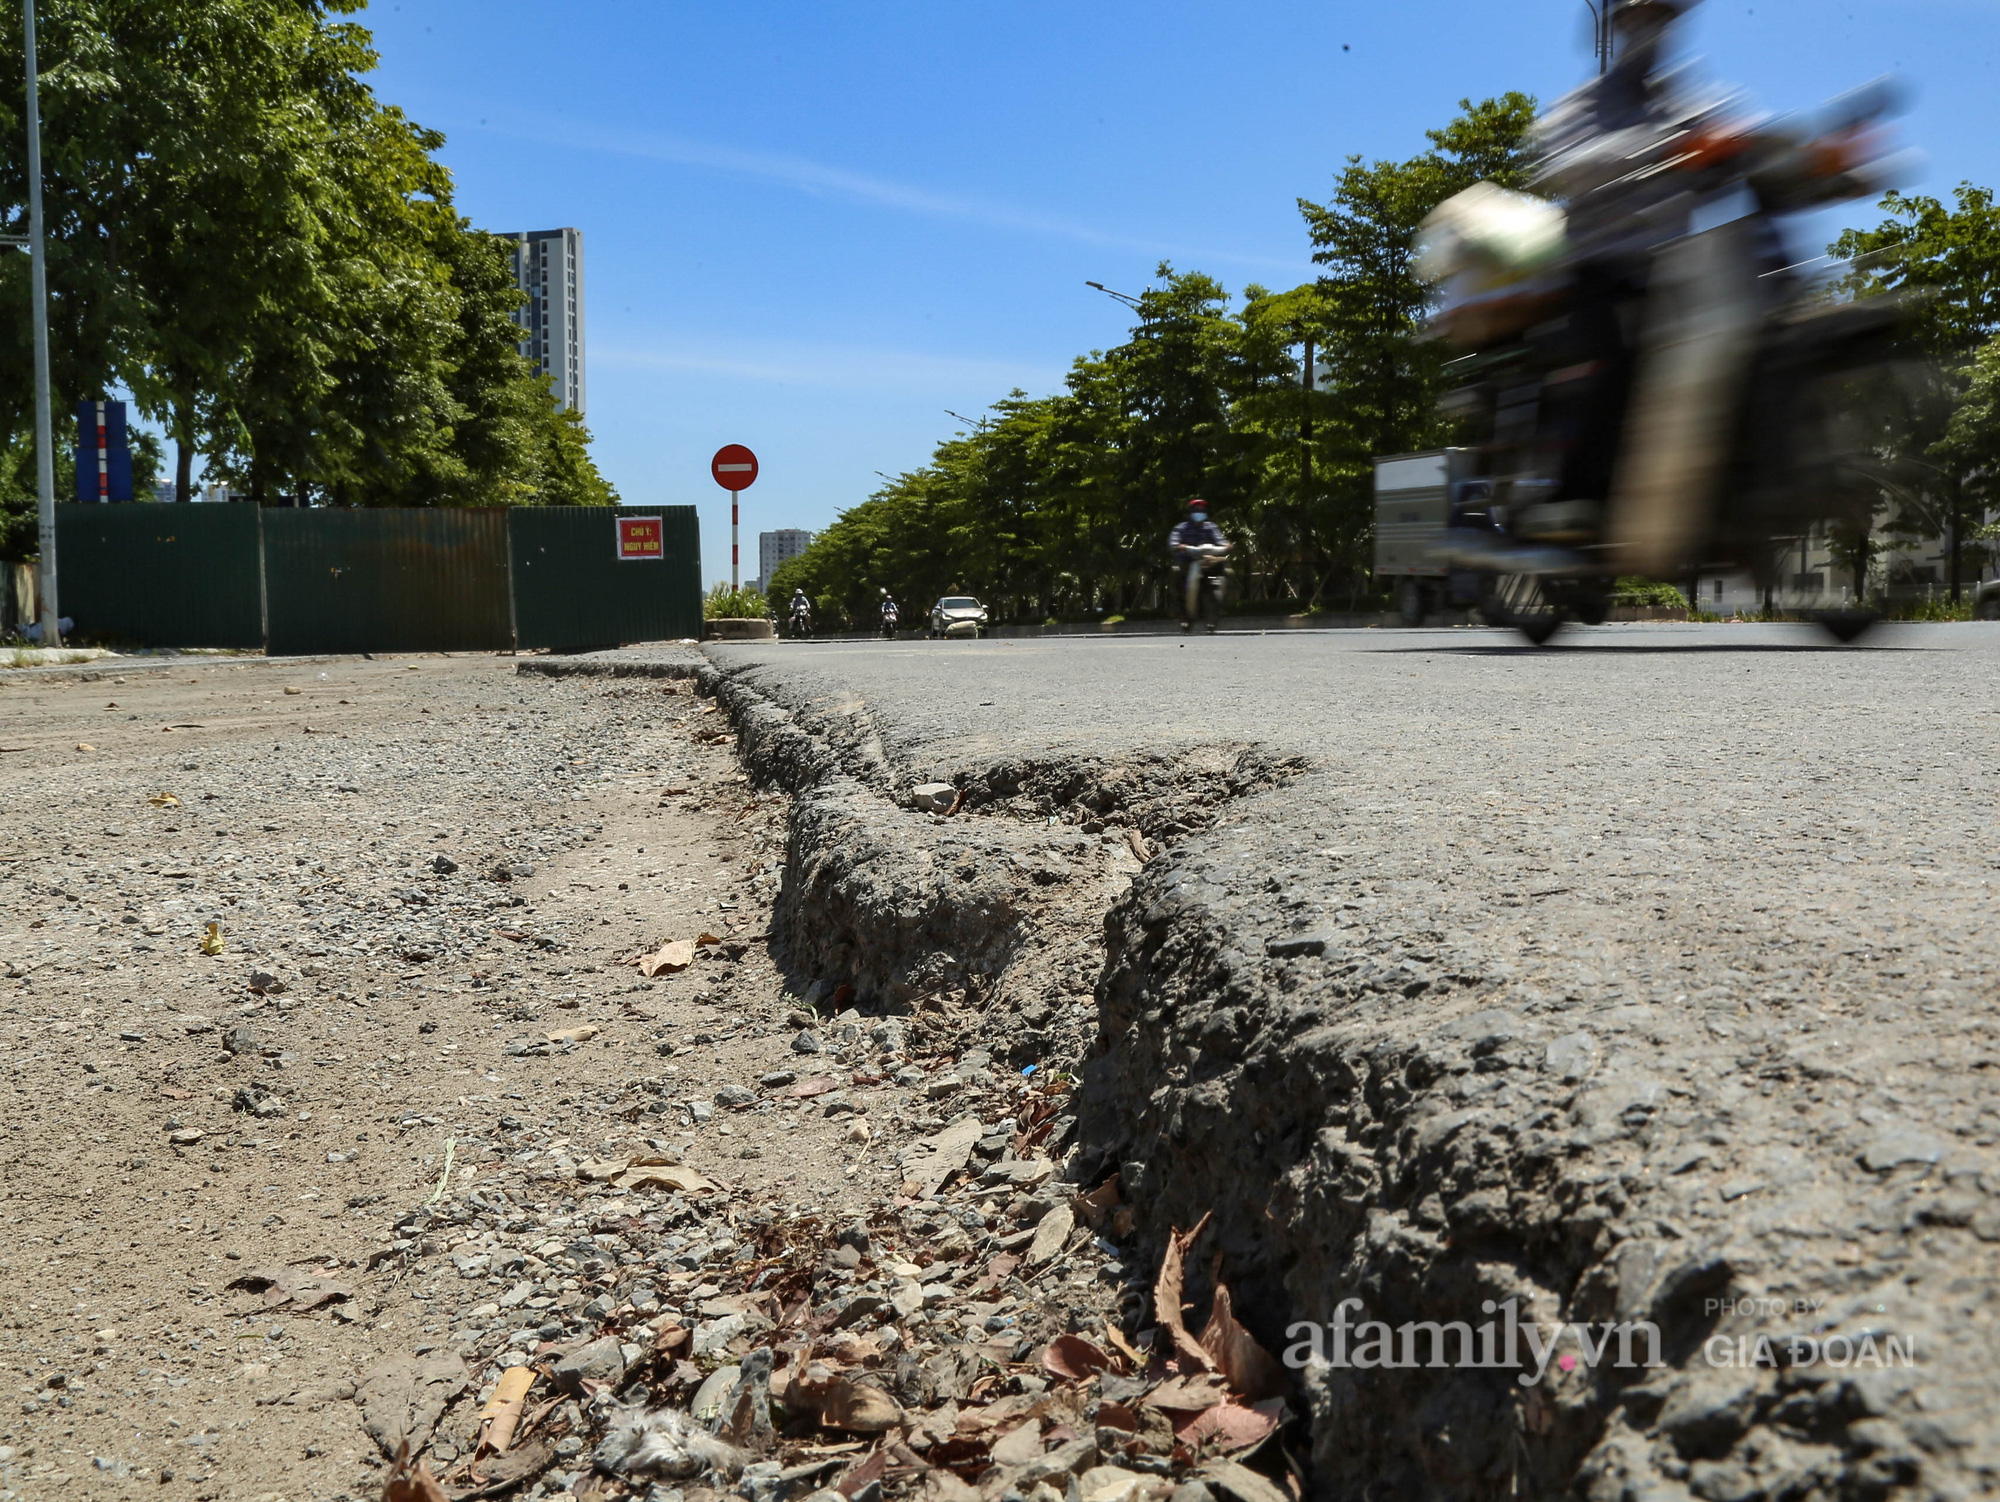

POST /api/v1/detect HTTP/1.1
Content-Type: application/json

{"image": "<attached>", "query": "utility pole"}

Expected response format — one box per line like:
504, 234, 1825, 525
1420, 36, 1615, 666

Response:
1300, 335, 1314, 496
24, 0, 60, 646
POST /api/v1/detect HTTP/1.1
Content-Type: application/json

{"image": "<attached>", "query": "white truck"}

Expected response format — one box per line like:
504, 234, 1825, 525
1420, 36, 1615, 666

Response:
1373, 448, 1481, 626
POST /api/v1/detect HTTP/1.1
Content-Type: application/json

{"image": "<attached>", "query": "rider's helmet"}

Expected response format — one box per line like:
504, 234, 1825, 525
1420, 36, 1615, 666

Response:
1186, 497, 1211, 521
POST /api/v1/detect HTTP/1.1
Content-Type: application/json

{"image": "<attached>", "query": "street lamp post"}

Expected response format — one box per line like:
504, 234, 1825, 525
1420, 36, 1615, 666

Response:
1584, 1, 1613, 74
23, 0, 59, 646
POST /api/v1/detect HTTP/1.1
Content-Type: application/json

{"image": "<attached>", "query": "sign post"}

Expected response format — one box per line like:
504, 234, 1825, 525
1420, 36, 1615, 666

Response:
710, 444, 759, 591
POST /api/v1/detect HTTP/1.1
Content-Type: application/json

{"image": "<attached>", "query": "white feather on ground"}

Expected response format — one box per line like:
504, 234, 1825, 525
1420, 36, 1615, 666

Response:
592, 1405, 749, 1480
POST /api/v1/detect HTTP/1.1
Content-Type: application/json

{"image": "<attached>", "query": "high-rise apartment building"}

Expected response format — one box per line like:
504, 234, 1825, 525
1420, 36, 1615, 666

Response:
504, 228, 585, 416
760, 529, 815, 588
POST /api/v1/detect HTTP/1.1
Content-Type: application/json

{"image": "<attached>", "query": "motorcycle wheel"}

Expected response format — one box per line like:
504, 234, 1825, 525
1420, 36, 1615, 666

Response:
1482, 575, 1565, 646
1572, 586, 1611, 627
1815, 608, 1879, 644
1203, 577, 1224, 634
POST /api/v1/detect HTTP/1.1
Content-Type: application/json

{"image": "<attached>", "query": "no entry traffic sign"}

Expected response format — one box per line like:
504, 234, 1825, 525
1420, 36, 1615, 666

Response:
711, 444, 759, 492
713, 444, 759, 590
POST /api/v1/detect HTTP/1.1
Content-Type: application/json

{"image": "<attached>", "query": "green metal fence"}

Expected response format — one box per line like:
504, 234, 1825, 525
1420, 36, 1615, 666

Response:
51, 503, 702, 655
510, 506, 703, 649
56, 503, 265, 648
263, 508, 514, 656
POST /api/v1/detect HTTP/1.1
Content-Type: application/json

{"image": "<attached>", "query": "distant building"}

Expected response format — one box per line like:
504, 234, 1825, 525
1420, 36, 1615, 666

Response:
503, 228, 585, 416
760, 529, 814, 587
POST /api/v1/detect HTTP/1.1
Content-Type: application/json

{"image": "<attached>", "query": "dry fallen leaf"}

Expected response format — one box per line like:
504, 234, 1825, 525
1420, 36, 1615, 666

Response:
1074, 1172, 1122, 1231
545, 1025, 600, 1044
1198, 1282, 1286, 1404
226, 1266, 354, 1312
1041, 1333, 1122, 1381
1175, 1397, 1284, 1454
1153, 1212, 1217, 1373
789, 1364, 901, 1433
478, 1365, 535, 1455
147, 792, 180, 808
637, 938, 697, 977
379, 1441, 449, 1502
614, 1161, 716, 1194
74, 742, 95, 752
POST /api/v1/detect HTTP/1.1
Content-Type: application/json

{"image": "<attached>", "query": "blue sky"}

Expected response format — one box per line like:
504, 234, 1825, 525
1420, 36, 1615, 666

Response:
354, 0, 2000, 587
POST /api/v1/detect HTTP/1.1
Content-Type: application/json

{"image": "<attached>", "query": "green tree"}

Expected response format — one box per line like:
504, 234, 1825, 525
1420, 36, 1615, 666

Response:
0, 0, 616, 518
1297, 93, 1538, 598
1831, 186, 2000, 597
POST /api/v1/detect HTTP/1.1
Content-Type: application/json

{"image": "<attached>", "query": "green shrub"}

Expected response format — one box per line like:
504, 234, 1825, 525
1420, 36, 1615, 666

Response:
703, 584, 769, 620
1612, 577, 1689, 608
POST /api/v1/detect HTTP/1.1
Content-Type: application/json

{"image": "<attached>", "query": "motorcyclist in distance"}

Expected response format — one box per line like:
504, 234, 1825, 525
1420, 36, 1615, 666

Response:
1168, 498, 1230, 631
789, 588, 813, 637
880, 591, 899, 637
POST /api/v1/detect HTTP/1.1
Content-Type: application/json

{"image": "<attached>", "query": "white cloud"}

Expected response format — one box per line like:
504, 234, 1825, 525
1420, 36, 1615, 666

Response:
473, 118, 1308, 276
593, 335, 1060, 398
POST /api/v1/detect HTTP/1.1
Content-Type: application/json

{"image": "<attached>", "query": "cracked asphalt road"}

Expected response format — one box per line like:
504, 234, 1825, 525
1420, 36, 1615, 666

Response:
706, 621, 2000, 1498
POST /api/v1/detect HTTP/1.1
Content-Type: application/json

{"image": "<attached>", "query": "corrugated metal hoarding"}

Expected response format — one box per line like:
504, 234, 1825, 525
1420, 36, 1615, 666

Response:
511, 505, 702, 649
48, 503, 701, 655
56, 502, 265, 648
263, 508, 513, 656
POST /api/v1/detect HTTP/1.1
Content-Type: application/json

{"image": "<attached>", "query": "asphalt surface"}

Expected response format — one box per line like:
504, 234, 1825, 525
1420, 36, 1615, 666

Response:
704, 620, 2000, 1495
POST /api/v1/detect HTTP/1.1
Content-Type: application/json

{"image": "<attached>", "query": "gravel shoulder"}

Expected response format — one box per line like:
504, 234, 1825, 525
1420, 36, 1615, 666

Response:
0, 653, 1124, 1501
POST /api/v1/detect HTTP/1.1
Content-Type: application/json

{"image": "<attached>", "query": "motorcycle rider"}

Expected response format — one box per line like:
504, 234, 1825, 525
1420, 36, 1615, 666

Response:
880, 591, 899, 637
789, 588, 813, 637
1168, 498, 1229, 631
1529, 0, 1726, 517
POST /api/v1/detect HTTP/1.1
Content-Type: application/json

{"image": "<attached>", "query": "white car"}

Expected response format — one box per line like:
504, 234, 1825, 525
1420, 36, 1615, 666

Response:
929, 596, 988, 638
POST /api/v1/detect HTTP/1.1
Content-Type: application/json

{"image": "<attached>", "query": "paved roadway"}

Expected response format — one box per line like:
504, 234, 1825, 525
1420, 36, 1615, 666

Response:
709, 620, 2000, 1490
709, 620, 2000, 1012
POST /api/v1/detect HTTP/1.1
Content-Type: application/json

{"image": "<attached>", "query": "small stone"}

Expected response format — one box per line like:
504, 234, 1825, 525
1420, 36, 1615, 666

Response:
167, 1129, 204, 1147
926, 1076, 963, 1100
431, 854, 458, 875
1265, 933, 1329, 958
688, 1100, 714, 1125
910, 783, 956, 813
759, 1069, 797, 1088
715, 1085, 755, 1108
552, 1336, 624, 1397
223, 1025, 257, 1057
1544, 1031, 1599, 1084
1860, 1128, 1946, 1173
792, 1030, 823, 1055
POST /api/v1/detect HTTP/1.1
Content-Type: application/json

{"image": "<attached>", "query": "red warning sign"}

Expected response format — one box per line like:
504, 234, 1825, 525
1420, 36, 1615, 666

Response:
616, 515, 664, 561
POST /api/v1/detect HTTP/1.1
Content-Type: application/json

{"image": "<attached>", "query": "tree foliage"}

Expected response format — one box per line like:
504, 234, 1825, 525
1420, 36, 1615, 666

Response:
0, 0, 613, 558
1832, 186, 2000, 593
774, 96, 1539, 628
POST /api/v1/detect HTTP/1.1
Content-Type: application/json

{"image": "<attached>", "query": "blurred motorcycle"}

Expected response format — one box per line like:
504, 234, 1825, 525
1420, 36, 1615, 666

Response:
1180, 542, 1232, 634
1419, 80, 1917, 645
